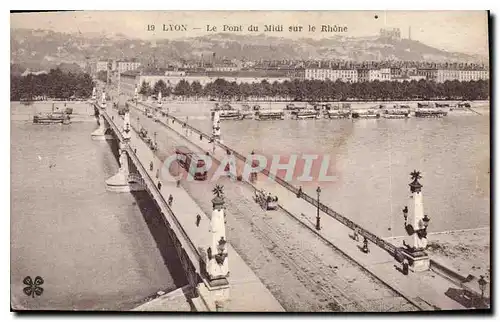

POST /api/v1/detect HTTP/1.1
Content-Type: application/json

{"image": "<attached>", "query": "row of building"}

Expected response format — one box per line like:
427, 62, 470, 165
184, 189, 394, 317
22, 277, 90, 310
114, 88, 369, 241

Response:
95, 56, 489, 97
118, 65, 489, 98
303, 67, 489, 83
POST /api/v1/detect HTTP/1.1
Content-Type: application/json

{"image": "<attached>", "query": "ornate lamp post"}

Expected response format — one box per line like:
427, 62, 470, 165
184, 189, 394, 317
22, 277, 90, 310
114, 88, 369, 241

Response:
402, 170, 431, 248
207, 185, 229, 279
401, 170, 431, 272
316, 186, 321, 230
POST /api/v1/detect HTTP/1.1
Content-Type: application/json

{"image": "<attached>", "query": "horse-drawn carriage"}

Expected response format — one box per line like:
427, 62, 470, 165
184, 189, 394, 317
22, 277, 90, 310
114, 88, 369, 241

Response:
254, 189, 278, 211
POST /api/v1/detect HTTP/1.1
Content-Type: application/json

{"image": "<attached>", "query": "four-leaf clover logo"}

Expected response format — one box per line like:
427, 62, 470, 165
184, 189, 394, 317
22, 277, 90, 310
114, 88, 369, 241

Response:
23, 276, 44, 298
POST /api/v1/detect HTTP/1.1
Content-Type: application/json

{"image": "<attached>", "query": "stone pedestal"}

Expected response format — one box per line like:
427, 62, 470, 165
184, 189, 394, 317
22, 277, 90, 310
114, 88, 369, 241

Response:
402, 249, 430, 272
196, 279, 230, 312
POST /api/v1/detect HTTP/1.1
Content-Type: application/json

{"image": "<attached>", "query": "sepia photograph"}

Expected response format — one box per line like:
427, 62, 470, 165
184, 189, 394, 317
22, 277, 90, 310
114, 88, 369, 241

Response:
9, 10, 491, 312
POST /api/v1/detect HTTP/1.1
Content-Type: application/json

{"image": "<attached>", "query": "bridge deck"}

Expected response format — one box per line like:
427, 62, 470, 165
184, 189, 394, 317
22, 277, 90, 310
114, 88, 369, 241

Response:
103, 105, 284, 312
136, 101, 467, 311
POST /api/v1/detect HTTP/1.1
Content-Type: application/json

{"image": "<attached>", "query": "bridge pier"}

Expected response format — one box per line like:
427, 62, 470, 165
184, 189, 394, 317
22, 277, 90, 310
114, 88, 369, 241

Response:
105, 112, 145, 192
91, 114, 113, 140
105, 142, 133, 193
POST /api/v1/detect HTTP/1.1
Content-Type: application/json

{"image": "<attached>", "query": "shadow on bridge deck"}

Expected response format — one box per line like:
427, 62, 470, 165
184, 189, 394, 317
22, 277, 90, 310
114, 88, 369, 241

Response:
95, 116, 190, 297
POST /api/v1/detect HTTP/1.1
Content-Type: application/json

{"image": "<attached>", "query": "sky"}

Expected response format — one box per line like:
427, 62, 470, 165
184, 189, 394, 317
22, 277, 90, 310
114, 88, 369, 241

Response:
10, 11, 489, 57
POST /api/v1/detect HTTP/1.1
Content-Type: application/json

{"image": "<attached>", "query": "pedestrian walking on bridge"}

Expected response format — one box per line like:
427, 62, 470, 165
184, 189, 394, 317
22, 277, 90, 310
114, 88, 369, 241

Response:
150, 161, 153, 171
157, 181, 162, 191
362, 237, 370, 253
297, 186, 303, 198
168, 194, 173, 206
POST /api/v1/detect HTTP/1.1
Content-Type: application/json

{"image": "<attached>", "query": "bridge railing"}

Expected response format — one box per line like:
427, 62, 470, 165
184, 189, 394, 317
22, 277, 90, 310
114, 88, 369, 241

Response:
140, 101, 399, 257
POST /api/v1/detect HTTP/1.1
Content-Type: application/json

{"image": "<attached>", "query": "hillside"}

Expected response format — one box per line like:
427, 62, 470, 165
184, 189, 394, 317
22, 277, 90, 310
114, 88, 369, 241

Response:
10, 28, 487, 72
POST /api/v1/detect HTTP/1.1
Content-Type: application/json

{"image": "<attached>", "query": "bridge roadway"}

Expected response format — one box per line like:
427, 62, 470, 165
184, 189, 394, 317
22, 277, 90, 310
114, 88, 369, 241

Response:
135, 100, 469, 311
99, 104, 284, 312
130, 103, 422, 311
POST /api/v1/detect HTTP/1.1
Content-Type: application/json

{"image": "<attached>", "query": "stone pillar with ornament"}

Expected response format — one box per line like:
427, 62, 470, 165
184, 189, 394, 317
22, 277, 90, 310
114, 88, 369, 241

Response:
157, 90, 162, 108
134, 85, 138, 101
212, 111, 221, 140
104, 112, 132, 193
401, 170, 431, 272
122, 111, 131, 141
197, 184, 230, 311
101, 92, 107, 108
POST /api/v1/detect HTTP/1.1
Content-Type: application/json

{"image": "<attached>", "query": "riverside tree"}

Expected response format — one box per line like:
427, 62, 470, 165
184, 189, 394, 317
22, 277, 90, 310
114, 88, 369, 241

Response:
153, 79, 171, 97
10, 68, 94, 101
193, 78, 489, 102
138, 81, 152, 98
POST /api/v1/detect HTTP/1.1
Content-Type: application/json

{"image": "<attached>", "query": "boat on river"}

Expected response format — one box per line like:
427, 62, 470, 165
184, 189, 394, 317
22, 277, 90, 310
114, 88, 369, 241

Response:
415, 102, 448, 118
33, 113, 71, 125
351, 109, 381, 119
293, 109, 321, 120
218, 110, 244, 120
415, 109, 448, 118
383, 104, 411, 119
33, 103, 71, 125
255, 110, 285, 121
323, 103, 352, 119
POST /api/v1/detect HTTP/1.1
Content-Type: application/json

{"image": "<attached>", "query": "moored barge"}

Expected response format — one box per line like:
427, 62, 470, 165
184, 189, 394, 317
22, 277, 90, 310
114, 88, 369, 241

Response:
323, 103, 352, 119
254, 110, 285, 121
293, 109, 321, 120
352, 109, 380, 119
383, 104, 411, 119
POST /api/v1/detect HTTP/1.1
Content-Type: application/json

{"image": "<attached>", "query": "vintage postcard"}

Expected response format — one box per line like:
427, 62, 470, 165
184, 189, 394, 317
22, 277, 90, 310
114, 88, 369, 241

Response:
10, 10, 490, 312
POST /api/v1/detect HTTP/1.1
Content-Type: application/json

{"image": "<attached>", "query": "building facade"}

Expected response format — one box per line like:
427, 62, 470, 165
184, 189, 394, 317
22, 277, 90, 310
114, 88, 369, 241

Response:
305, 68, 358, 82
435, 69, 489, 83
116, 61, 141, 74
417, 68, 438, 81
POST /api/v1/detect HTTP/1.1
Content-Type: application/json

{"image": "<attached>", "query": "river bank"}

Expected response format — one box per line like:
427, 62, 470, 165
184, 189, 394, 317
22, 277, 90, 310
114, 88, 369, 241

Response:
385, 227, 490, 280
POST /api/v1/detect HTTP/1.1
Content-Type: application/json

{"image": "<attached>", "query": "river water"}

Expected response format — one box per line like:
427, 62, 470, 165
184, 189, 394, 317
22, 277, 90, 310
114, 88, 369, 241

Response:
10, 102, 186, 310
165, 100, 490, 238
